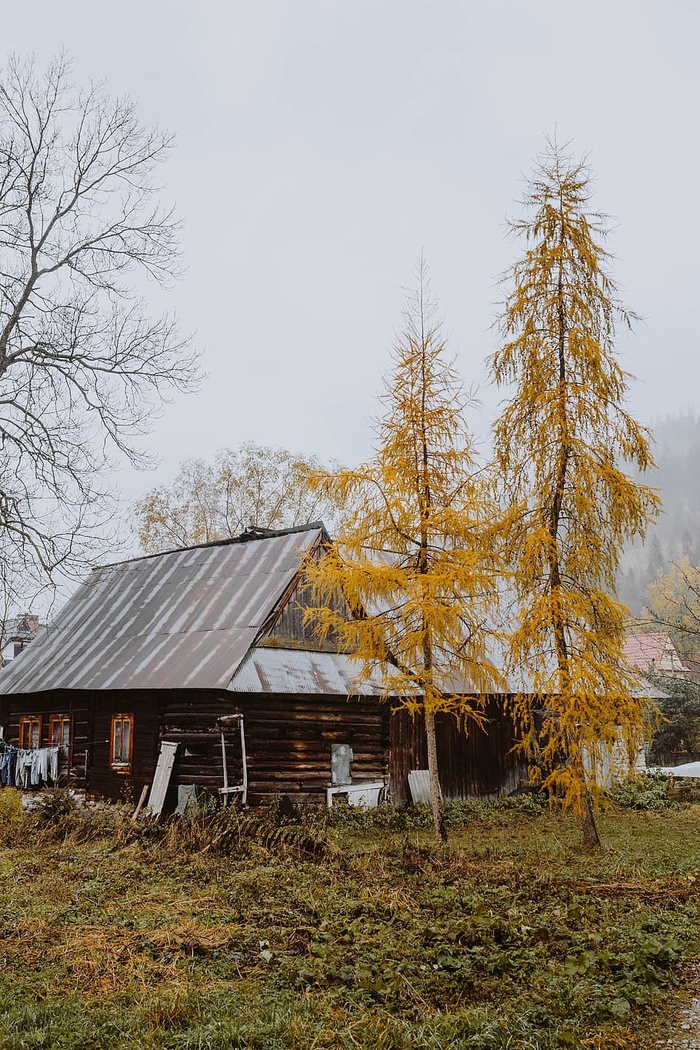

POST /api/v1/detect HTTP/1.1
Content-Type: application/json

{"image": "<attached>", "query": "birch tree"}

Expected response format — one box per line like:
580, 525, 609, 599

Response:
135, 443, 343, 554
491, 141, 659, 847
0, 54, 197, 601
646, 558, 700, 655
305, 262, 502, 842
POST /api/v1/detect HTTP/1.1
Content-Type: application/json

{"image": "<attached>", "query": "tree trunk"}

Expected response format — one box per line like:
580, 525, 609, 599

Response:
569, 745, 601, 848
425, 707, 447, 843
581, 786, 600, 849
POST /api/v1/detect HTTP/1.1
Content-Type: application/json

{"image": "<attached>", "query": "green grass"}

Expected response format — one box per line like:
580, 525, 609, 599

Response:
0, 795, 698, 1048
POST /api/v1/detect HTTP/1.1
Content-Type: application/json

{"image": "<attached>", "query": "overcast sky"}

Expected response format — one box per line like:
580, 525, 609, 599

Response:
4, 1, 698, 508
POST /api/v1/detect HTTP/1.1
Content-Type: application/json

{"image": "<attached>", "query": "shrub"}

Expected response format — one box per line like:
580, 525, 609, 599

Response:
607, 773, 679, 811
31, 787, 79, 824
325, 794, 549, 834
492, 791, 549, 816
327, 802, 431, 833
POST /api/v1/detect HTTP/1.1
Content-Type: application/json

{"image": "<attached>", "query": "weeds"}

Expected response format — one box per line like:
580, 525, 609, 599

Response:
324, 792, 548, 835
159, 802, 332, 860
0, 788, 24, 844
607, 772, 700, 811
607, 773, 679, 811
31, 786, 79, 824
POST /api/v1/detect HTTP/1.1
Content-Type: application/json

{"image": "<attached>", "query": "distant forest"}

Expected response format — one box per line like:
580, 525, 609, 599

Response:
618, 409, 700, 614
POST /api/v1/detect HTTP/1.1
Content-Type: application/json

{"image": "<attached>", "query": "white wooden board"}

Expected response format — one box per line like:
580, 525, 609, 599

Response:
147, 740, 179, 815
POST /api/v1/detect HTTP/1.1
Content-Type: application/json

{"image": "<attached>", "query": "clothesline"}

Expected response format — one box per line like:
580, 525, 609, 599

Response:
0, 745, 60, 789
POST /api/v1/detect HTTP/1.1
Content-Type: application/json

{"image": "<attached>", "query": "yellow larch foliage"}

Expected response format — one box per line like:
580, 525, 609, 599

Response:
491, 140, 660, 846
304, 260, 503, 841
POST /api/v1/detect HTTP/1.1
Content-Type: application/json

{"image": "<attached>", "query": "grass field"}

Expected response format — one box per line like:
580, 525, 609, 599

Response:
0, 789, 698, 1049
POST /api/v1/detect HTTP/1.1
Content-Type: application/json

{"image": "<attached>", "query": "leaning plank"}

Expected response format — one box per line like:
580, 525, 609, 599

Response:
132, 784, 149, 821
147, 740, 179, 816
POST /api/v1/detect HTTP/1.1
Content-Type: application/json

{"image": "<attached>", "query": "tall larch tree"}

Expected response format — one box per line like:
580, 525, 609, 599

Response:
305, 261, 503, 842
491, 141, 659, 847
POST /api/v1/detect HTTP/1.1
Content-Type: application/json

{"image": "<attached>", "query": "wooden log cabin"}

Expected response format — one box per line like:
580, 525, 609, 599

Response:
0, 523, 522, 809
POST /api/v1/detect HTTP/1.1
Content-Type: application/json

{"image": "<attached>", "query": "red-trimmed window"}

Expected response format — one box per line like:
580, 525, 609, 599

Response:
110, 714, 133, 769
19, 716, 41, 749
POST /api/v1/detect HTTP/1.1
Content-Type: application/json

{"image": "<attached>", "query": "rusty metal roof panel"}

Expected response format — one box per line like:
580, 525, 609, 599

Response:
0, 528, 323, 694
228, 646, 388, 696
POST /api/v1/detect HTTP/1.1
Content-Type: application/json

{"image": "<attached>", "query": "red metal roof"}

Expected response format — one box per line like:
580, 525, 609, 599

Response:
624, 632, 690, 676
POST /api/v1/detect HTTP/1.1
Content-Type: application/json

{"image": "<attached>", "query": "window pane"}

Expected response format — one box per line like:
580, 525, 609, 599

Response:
114, 720, 122, 761
52, 718, 70, 753
122, 720, 130, 761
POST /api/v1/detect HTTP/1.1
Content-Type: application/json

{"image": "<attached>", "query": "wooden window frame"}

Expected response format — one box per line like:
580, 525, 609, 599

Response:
19, 715, 41, 750
110, 714, 134, 771
49, 715, 72, 764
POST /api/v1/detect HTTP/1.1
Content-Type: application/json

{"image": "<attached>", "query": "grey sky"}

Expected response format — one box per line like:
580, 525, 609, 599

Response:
3, 0, 698, 506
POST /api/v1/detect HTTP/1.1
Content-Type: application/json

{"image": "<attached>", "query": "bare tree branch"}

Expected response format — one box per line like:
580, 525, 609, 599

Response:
0, 54, 199, 605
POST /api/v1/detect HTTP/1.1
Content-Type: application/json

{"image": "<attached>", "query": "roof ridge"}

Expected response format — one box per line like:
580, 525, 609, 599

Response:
97, 521, 328, 571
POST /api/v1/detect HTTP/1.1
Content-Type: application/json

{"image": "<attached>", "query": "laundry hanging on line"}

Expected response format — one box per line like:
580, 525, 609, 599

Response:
0, 745, 60, 788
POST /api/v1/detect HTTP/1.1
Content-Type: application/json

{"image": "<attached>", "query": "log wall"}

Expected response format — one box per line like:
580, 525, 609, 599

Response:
160, 691, 388, 806
0, 689, 524, 809
89, 694, 160, 803
0, 691, 91, 787
389, 699, 525, 805
0, 689, 163, 802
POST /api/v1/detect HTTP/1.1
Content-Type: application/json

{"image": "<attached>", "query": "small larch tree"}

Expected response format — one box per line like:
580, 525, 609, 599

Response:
490, 141, 659, 847
305, 261, 503, 842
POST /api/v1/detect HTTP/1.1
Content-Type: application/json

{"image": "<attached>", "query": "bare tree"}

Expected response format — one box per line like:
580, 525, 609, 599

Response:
0, 54, 198, 604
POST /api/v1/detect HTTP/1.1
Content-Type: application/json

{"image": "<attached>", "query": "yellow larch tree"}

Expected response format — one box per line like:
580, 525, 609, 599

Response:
491, 141, 659, 847
305, 261, 503, 842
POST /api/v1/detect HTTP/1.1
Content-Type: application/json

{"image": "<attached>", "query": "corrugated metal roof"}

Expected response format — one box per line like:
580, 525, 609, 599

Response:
229, 645, 388, 696
0, 527, 324, 694
624, 632, 690, 676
